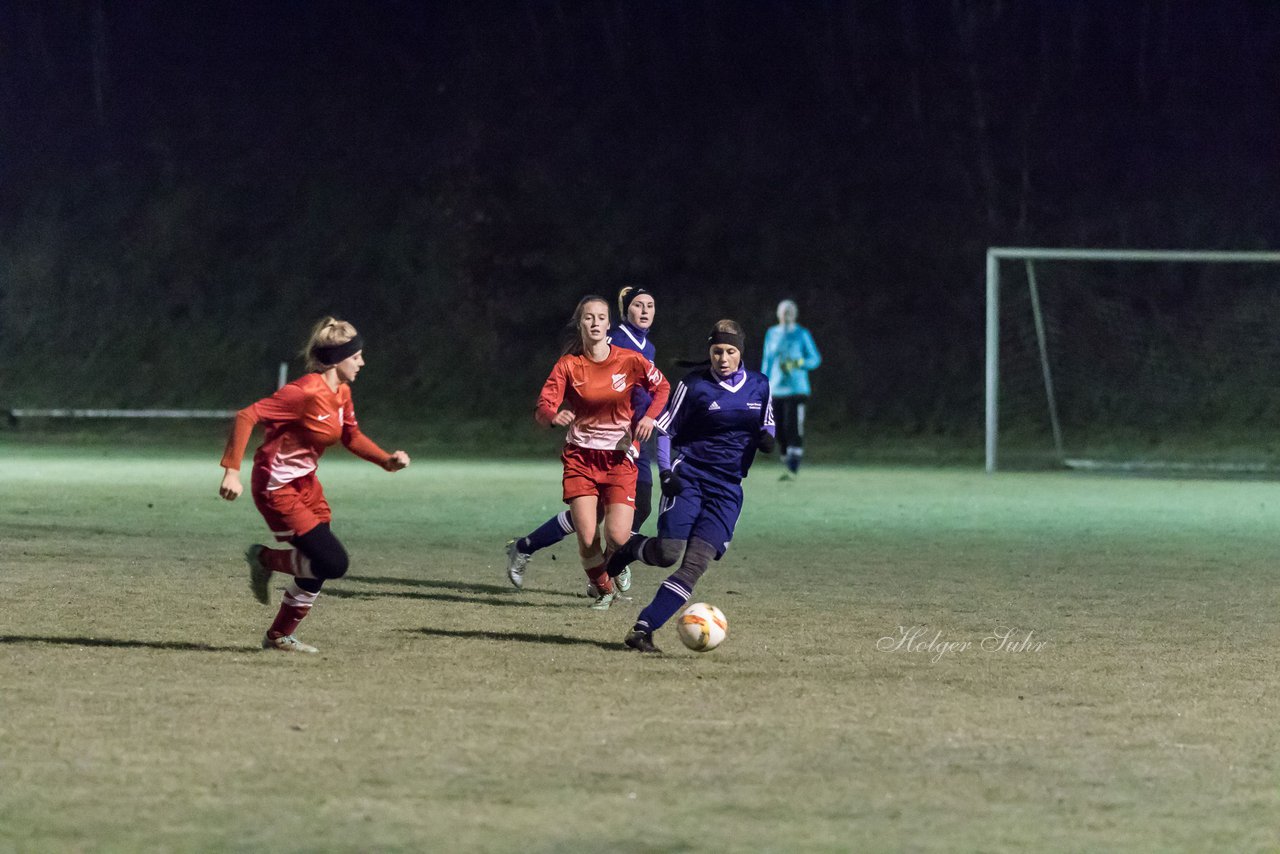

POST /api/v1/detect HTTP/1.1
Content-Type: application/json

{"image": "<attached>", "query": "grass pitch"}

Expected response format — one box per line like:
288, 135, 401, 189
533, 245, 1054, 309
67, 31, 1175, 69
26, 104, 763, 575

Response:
1, 443, 1278, 852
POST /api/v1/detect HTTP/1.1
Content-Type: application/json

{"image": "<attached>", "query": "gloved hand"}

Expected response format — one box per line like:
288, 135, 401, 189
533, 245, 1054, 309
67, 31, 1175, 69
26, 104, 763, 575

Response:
757, 429, 777, 454
659, 468, 684, 498
781, 358, 803, 373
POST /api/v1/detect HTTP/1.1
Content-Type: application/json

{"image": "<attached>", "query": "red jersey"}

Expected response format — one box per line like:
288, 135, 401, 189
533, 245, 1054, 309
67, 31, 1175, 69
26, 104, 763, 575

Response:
221, 373, 390, 489
536, 345, 670, 451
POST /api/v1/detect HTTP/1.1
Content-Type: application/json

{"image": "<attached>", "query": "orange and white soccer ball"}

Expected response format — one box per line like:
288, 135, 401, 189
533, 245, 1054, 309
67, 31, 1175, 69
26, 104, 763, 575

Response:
677, 602, 728, 652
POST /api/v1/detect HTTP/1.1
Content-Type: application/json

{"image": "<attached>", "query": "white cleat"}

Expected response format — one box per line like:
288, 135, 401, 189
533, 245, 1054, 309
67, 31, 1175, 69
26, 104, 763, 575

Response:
505, 539, 531, 589
589, 589, 617, 610
262, 633, 318, 654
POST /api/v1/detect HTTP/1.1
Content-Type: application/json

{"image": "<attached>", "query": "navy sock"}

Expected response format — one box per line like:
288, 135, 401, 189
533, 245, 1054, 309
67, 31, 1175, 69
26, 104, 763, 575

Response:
634, 576, 692, 634
633, 480, 652, 532
521, 510, 574, 554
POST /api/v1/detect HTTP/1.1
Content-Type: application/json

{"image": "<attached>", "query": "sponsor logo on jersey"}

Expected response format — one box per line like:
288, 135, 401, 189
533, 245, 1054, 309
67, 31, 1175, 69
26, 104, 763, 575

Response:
612, 373, 627, 392
748, 402, 762, 409
708, 401, 721, 411
313, 413, 331, 421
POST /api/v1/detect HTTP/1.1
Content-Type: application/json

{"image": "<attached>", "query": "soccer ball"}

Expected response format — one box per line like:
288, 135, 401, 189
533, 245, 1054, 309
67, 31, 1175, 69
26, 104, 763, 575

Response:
676, 602, 727, 652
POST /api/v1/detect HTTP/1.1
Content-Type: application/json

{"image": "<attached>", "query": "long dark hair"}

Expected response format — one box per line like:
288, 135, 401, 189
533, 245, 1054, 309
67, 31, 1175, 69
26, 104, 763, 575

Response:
561, 295, 610, 356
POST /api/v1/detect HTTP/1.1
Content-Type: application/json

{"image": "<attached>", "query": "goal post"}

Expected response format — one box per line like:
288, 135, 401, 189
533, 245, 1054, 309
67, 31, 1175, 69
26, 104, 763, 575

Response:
985, 248, 1280, 472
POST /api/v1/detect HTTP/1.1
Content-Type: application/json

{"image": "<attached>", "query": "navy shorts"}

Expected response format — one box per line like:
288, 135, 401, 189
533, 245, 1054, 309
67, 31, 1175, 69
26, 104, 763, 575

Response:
656, 468, 743, 559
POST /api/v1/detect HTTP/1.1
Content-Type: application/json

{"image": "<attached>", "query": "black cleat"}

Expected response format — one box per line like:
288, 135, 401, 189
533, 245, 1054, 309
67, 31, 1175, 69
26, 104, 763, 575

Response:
624, 629, 661, 654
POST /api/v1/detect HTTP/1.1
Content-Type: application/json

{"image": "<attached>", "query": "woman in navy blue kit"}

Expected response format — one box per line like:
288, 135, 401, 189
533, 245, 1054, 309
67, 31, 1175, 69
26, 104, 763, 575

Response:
604, 319, 775, 653
505, 286, 659, 590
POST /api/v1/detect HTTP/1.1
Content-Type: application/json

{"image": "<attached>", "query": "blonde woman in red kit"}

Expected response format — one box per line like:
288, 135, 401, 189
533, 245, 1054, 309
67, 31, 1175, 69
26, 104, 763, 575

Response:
219, 317, 410, 653
535, 295, 669, 609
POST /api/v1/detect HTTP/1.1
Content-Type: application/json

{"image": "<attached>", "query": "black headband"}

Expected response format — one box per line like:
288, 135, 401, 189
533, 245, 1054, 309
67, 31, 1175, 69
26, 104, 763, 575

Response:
708, 328, 745, 351
312, 334, 363, 366
620, 287, 653, 315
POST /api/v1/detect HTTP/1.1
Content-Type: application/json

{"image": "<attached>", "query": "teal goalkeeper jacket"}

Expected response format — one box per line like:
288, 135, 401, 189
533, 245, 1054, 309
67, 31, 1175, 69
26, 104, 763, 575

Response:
761, 323, 822, 397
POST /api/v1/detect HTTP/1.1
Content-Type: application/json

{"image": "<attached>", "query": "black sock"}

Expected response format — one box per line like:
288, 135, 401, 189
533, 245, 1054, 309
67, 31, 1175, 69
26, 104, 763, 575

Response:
606, 533, 647, 577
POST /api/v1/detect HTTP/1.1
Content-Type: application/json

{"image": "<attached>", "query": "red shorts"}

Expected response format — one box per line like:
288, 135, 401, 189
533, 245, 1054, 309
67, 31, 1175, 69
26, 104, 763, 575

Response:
561, 446, 637, 506
251, 469, 331, 541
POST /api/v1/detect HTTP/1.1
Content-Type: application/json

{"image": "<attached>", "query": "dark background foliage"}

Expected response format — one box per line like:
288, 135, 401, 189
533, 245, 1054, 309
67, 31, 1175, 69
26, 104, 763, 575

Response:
2, 1, 1277, 443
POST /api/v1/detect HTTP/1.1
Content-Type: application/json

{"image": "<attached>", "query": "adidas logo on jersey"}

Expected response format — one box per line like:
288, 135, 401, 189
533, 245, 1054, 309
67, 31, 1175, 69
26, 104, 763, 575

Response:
708, 401, 721, 411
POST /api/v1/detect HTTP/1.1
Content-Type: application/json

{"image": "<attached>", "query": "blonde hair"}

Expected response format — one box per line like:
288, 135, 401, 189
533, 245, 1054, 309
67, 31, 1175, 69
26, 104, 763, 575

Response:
302, 316, 359, 371
616, 286, 636, 316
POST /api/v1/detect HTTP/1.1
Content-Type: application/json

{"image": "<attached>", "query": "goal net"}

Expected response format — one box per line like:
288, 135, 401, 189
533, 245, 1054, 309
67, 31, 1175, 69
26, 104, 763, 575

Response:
986, 248, 1280, 472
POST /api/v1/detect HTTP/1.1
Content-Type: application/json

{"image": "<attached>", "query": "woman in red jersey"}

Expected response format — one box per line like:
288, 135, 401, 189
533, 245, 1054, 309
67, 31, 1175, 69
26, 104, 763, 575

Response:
536, 295, 670, 609
219, 316, 410, 653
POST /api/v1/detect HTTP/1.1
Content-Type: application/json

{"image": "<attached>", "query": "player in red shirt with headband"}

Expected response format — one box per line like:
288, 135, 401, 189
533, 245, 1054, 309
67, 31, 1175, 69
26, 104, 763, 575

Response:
219, 316, 410, 653
535, 295, 670, 609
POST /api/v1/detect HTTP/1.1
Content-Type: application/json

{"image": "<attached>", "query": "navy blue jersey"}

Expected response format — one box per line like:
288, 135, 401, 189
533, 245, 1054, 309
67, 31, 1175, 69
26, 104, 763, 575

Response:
609, 320, 657, 423
608, 320, 655, 363
656, 367, 773, 483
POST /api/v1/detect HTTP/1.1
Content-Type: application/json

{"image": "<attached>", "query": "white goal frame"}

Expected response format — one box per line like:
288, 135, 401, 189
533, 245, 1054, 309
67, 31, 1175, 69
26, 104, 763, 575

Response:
6, 363, 291, 428
985, 247, 1280, 472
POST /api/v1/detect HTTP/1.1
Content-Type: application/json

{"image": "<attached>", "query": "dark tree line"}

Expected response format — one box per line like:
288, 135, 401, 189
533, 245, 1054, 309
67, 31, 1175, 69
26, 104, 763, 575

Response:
2, 1, 1277, 440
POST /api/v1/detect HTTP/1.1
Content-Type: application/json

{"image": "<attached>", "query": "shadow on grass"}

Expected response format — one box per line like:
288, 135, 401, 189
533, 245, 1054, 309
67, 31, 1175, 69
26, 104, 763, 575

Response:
0, 634, 256, 653
408, 626, 624, 650
324, 587, 581, 608
348, 575, 582, 599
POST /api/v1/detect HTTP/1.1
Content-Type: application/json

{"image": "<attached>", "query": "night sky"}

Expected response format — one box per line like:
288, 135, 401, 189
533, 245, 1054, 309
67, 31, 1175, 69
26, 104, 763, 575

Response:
3, 1, 1279, 430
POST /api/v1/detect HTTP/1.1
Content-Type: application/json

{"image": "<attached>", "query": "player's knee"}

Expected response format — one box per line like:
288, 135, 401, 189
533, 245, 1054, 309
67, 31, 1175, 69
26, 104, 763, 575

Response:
314, 547, 349, 579
647, 537, 683, 568
604, 519, 634, 553
294, 524, 349, 580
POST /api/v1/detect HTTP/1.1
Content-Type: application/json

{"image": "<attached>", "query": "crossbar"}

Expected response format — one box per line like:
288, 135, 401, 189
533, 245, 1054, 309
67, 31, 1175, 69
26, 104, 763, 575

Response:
9, 408, 235, 420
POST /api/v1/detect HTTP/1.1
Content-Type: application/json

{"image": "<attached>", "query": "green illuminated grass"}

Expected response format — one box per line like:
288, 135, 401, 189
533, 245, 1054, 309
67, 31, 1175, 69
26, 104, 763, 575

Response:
1, 443, 1277, 851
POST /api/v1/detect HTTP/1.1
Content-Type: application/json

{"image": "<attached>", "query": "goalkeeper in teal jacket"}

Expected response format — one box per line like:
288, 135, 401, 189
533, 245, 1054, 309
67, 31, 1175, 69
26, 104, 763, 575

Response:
761, 299, 821, 477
